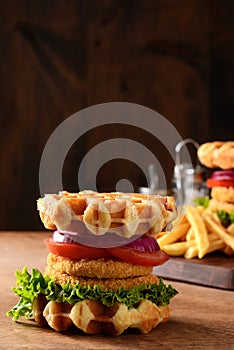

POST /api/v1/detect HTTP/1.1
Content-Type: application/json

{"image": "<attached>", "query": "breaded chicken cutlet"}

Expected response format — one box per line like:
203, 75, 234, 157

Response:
45, 253, 158, 290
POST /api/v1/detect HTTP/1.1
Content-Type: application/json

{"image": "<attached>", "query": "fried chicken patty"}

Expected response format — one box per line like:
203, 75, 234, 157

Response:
208, 198, 234, 213
211, 186, 234, 203
45, 267, 159, 290
46, 253, 153, 279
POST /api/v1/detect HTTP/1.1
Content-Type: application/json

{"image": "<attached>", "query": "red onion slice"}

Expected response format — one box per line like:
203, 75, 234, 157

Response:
211, 170, 234, 181
52, 231, 78, 244
52, 231, 160, 252
124, 237, 160, 252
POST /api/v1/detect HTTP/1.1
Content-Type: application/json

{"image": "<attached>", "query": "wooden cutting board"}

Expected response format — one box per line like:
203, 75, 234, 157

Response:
153, 252, 234, 290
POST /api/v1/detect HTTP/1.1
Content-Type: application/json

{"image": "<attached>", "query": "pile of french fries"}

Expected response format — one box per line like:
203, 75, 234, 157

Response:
155, 205, 234, 259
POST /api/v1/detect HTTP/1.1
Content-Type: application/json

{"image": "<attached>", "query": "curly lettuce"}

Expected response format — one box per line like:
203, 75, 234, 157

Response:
216, 210, 234, 227
194, 195, 210, 208
7, 267, 178, 321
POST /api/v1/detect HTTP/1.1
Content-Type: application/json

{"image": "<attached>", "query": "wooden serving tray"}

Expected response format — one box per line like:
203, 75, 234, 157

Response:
153, 252, 234, 290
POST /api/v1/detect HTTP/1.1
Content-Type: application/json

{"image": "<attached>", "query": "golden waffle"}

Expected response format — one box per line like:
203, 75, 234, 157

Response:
33, 297, 170, 335
37, 190, 177, 238
197, 141, 234, 169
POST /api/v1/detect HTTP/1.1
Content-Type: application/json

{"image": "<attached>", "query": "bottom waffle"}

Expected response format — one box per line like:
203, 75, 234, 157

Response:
32, 296, 170, 335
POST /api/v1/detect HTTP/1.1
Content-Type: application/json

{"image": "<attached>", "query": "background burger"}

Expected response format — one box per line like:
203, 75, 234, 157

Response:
197, 141, 234, 229
7, 190, 178, 335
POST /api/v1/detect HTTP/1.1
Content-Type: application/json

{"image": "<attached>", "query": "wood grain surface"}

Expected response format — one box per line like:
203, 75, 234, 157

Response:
1, 231, 233, 350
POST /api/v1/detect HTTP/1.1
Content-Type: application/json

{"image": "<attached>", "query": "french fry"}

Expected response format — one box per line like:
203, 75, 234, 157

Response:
185, 206, 210, 258
154, 231, 166, 240
222, 246, 234, 256
207, 239, 226, 254
157, 222, 190, 247
227, 223, 234, 236
208, 233, 224, 242
195, 206, 206, 215
184, 236, 225, 259
184, 245, 198, 259
185, 227, 195, 241
172, 213, 188, 228
203, 212, 234, 251
162, 241, 191, 256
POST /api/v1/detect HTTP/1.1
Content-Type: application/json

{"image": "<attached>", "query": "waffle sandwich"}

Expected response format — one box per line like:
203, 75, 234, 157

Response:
7, 190, 178, 335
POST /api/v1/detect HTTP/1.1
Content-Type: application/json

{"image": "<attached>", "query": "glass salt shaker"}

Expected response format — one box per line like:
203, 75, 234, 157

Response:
171, 138, 208, 209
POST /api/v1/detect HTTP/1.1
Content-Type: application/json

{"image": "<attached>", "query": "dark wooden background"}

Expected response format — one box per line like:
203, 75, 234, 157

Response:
0, 0, 233, 230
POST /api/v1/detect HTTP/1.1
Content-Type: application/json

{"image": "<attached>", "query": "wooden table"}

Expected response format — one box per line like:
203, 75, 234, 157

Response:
1, 232, 233, 350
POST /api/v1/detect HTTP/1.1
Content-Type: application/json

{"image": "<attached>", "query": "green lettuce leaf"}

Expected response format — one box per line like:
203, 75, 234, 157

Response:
194, 195, 210, 208
7, 267, 178, 321
216, 210, 234, 227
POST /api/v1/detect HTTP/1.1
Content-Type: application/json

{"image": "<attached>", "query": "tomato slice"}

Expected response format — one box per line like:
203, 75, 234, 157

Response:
107, 246, 169, 266
45, 238, 110, 260
45, 237, 168, 266
206, 179, 234, 188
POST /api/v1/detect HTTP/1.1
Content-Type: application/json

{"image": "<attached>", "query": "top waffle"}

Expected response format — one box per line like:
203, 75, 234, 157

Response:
37, 190, 177, 238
